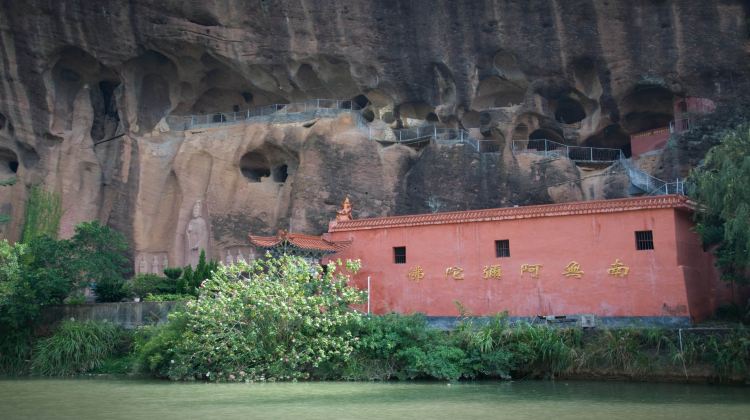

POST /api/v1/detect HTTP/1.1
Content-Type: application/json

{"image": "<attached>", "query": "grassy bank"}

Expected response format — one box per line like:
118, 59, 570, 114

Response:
5, 316, 747, 385
3, 256, 748, 384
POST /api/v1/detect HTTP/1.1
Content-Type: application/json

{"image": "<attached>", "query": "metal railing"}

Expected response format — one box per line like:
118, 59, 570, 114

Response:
511, 139, 623, 163
511, 138, 685, 196
368, 124, 501, 154
620, 158, 685, 196
669, 118, 691, 134
167, 99, 362, 130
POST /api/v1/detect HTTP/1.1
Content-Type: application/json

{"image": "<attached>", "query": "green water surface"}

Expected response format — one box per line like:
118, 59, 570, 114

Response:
1, 379, 749, 419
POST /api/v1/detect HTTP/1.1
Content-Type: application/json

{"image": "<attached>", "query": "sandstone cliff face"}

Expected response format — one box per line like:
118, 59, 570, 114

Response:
0, 1, 747, 267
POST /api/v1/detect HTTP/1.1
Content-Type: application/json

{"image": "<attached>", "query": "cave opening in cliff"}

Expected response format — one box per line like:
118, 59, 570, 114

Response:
583, 124, 631, 158
398, 102, 435, 122
0, 147, 19, 177
294, 64, 326, 96
555, 98, 586, 124
529, 128, 564, 143
0, 113, 6, 130
352, 95, 370, 109
240, 152, 271, 182
139, 74, 171, 130
472, 76, 526, 110
272, 165, 288, 183
90, 80, 121, 141
361, 109, 375, 122
620, 85, 674, 133
125, 51, 178, 132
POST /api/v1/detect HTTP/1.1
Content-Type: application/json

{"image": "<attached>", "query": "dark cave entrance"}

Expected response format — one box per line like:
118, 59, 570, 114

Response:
240, 146, 297, 184
0, 147, 19, 177
90, 80, 121, 141
352, 94, 370, 110
555, 98, 586, 124
272, 164, 288, 183
529, 128, 564, 143
240, 152, 272, 182
620, 85, 674, 133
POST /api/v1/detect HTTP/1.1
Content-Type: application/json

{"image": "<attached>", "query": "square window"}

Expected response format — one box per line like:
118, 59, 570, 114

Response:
394, 246, 406, 264
635, 230, 654, 250
495, 240, 510, 258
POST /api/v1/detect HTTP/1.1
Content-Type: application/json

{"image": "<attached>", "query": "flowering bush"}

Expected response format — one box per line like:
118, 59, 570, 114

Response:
144, 255, 365, 381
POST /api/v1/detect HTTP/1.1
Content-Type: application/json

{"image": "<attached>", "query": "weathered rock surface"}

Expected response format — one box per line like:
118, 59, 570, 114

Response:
0, 1, 747, 267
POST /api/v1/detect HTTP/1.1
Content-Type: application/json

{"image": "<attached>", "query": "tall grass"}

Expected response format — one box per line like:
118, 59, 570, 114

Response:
21, 185, 62, 241
0, 330, 34, 376
31, 320, 121, 376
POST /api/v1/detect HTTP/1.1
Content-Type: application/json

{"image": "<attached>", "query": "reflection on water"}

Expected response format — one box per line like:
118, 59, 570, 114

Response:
1, 379, 749, 420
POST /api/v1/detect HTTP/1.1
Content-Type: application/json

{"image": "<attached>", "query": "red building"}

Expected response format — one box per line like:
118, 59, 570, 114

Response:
318, 195, 740, 327
630, 97, 715, 159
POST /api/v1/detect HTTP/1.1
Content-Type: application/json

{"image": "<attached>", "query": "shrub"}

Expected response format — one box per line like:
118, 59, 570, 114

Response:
689, 126, 750, 283
1, 238, 76, 374
127, 274, 180, 298
94, 277, 128, 302
0, 330, 34, 376
139, 255, 365, 381
30, 320, 123, 376
179, 250, 219, 295
68, 222, 130, 302
143, 293, 195, 302
163, 267, 182, 280
133, 321, 185, 378
341, 313, 468, 381
510, 323, 577, 377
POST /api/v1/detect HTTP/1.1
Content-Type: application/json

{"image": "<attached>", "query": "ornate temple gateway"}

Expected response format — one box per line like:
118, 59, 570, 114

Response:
248, 229, 350, 264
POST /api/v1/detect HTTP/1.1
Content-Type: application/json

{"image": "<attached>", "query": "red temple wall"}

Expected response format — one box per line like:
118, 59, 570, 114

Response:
673, 210, 746, 321
328, 207, 720, 322
631, 128, 670, 159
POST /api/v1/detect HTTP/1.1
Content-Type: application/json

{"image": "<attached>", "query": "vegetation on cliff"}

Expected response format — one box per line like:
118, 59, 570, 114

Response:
21, 186, 62, 242
689, 125, 750, 285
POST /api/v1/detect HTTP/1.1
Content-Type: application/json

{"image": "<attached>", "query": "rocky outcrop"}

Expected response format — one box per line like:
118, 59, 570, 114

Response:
0, 1, 747, 267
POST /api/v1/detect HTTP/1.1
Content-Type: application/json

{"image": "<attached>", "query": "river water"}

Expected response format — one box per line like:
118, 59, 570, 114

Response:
1, 379, 749, 419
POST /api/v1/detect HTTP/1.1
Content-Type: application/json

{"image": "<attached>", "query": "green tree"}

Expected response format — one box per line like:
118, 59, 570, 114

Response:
689, 125, 750, 283
68, 222, 130, 302
1, 238, 76, 374
0, 240, 30, 331
180, 250, 218, 295
138, 255, 365, 381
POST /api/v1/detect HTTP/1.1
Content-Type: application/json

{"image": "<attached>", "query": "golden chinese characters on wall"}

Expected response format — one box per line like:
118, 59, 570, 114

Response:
445, 266, 464, 280
562, 261, 584, 278
520, 264, 543, 279
407, 265, 425, 282
483, 265, 503, 280
403, 260, 631, 282
608, 259, 630, 277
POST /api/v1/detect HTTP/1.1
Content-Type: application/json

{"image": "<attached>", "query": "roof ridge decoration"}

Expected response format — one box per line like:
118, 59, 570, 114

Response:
248, 231, 352, 253
329, 195, 692, 232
